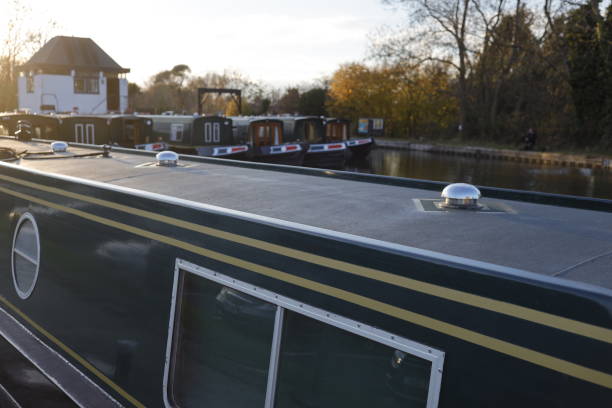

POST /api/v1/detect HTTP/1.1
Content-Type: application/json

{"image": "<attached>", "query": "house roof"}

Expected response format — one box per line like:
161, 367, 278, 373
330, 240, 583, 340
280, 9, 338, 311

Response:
20, 36, 130, 74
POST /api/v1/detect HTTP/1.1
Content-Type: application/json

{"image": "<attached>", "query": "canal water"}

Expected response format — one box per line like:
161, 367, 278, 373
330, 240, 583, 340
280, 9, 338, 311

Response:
346, 148, 612, 200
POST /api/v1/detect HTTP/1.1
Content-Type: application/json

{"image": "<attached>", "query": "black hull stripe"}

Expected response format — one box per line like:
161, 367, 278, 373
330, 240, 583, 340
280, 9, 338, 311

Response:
0, 294, 145, 408
1, 184, 611, 390
0, 174, 610, 345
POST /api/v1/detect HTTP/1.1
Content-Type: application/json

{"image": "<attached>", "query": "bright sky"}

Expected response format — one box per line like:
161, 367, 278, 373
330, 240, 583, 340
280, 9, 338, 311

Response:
1, 0, 405, 87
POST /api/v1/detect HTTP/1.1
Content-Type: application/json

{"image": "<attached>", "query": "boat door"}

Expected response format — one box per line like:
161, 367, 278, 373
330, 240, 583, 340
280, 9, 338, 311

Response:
85, 124, 95, 144
326, 122, 347, 141
204, 122, 221, 144
75, 124, 84, 143
251, 122, 281, 147
305, 122, 318, 142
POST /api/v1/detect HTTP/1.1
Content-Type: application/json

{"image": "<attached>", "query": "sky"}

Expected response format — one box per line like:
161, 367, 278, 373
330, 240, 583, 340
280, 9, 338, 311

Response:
1, 0, 406, 87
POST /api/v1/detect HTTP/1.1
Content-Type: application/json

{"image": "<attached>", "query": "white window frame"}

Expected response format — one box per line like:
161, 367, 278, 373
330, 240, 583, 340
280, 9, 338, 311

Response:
170, 124, 184, 142
163, 258, 444, 408
75, 124, 84, 143
85, 124, 95, 144
11, 212, 41, 300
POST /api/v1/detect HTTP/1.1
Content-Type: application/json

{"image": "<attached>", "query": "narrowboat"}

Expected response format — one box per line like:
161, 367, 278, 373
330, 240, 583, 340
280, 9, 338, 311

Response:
278, 116, 346, 169
231, 117, 305, 165
327, 118, 375, 160
55, 114, 160, 150
0, 136, 611, 407
0, 112, 60, 140
140, 115, 248, 159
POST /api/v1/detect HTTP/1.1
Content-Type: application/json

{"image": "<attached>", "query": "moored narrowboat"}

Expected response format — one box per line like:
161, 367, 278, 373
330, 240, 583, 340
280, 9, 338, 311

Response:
327, 118, 375, 160
0, 137, 611, 407
231, 117, 305, 165
140, 114, 248, 159
56, 114, 157, 149
0, 112, 60, 140
279, 116, 346, 169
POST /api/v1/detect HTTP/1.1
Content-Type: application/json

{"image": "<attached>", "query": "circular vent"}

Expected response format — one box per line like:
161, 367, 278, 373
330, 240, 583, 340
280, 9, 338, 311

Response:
12, 213, 41, 299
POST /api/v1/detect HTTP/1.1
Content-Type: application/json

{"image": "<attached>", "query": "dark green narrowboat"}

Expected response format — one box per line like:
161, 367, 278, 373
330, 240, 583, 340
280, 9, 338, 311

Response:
230, 117, 306, 165
0, 112, 61, 140
56, 114, 155, 148
327, 118, 375, 160
273, 116, 347, 169
140, 115, 249, 159
0, 137, 611, 407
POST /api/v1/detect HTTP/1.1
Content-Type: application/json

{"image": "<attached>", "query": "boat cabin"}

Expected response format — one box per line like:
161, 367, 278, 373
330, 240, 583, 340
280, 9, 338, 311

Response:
325, 118, 350, 141
141, 115, 234, 151
57, 115, 153, 147
0, 113, 60, 140
0, 138, 610, 407
276, 116, 326, 144
232, 117, 284, 147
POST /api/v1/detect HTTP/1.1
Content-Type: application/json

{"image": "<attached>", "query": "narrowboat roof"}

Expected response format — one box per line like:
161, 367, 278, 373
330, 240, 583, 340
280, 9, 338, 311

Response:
230, 117, 283, 126
261, 115, 325, 124
325, 117, 351, 123
2, 138, 612, 291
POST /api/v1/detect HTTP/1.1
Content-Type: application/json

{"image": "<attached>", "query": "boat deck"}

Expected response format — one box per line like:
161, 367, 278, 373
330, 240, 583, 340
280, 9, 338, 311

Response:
4, 139, 612, 290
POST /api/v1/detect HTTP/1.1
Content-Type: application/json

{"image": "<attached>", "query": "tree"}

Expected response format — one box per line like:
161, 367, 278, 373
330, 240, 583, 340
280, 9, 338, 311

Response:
298, 88, 328, 116
274, 87, 301, 114
327, 62, 456, 137
565, 1, 609, 145
0, 0, 58, 111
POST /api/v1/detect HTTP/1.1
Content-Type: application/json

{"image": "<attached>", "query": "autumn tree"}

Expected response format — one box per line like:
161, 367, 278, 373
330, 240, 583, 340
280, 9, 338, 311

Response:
327, 62, 456, 137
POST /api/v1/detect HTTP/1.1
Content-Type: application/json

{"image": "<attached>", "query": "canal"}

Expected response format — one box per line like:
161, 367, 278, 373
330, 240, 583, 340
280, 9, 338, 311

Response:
346, 148, 612, 200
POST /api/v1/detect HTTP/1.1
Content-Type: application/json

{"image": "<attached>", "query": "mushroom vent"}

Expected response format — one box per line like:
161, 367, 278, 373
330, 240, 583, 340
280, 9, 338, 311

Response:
441, 183, 482, 209
156, 150, 179, 167
50, 141, 68, 153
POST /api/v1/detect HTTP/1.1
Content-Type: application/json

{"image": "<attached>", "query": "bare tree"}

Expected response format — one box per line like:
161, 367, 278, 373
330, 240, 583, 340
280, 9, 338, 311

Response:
0, 0, 58, 111
372, 0, 517, 133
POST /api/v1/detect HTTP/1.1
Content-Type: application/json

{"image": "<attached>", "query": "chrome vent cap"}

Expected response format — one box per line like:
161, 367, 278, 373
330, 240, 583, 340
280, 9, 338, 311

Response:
50, 141, 68, 153
441, 183, 481, 209
156, 150, 179, 167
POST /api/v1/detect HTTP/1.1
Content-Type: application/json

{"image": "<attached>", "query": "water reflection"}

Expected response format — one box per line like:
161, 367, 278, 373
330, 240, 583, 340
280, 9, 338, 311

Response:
347, 149, 612, 199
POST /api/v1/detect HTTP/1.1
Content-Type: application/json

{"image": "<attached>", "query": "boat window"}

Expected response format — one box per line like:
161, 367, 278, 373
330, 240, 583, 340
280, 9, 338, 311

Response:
168, 271, 276, 407
167, 260, 444, 408
170, 124, 184, 142
275, 310, 431, 408
12, 213, 41, 299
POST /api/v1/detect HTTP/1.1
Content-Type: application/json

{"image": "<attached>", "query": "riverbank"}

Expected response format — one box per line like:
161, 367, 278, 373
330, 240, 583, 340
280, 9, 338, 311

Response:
375, 139, 612, 170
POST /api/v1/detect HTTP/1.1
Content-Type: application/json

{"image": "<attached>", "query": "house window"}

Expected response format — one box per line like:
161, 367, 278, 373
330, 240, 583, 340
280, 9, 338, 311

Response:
74, 76, 99, 94
26, 75, 34, 93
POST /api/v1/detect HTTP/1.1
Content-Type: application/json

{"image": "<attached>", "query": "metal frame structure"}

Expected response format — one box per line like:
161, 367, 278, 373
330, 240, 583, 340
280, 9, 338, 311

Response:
197, 88, 242, 115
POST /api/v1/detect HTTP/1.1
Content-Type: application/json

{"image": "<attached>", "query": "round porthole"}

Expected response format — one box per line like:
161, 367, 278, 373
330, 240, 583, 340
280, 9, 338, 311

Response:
11, 213, 41, 299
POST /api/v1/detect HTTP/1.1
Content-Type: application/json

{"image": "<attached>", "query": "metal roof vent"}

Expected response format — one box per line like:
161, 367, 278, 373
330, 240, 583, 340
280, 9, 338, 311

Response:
51, 141, 68, 153
441, 183, 482, 209
156, 150, 179, 167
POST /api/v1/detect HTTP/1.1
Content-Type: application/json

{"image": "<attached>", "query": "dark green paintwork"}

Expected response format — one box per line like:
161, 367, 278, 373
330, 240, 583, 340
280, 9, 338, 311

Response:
0, 163, 610, 407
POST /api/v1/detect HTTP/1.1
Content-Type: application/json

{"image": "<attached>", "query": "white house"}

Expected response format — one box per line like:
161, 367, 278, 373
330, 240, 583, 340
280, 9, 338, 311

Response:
18, 36, 130, 114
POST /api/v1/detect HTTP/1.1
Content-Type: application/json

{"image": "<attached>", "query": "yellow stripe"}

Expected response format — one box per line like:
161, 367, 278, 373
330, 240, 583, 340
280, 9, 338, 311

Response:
2, 174, 611, 345
1, 184, 611, 389
0, 295, 145, 408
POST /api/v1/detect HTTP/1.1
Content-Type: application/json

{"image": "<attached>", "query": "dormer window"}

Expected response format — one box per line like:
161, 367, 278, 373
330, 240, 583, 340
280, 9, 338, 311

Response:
74, 74, 99, 94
